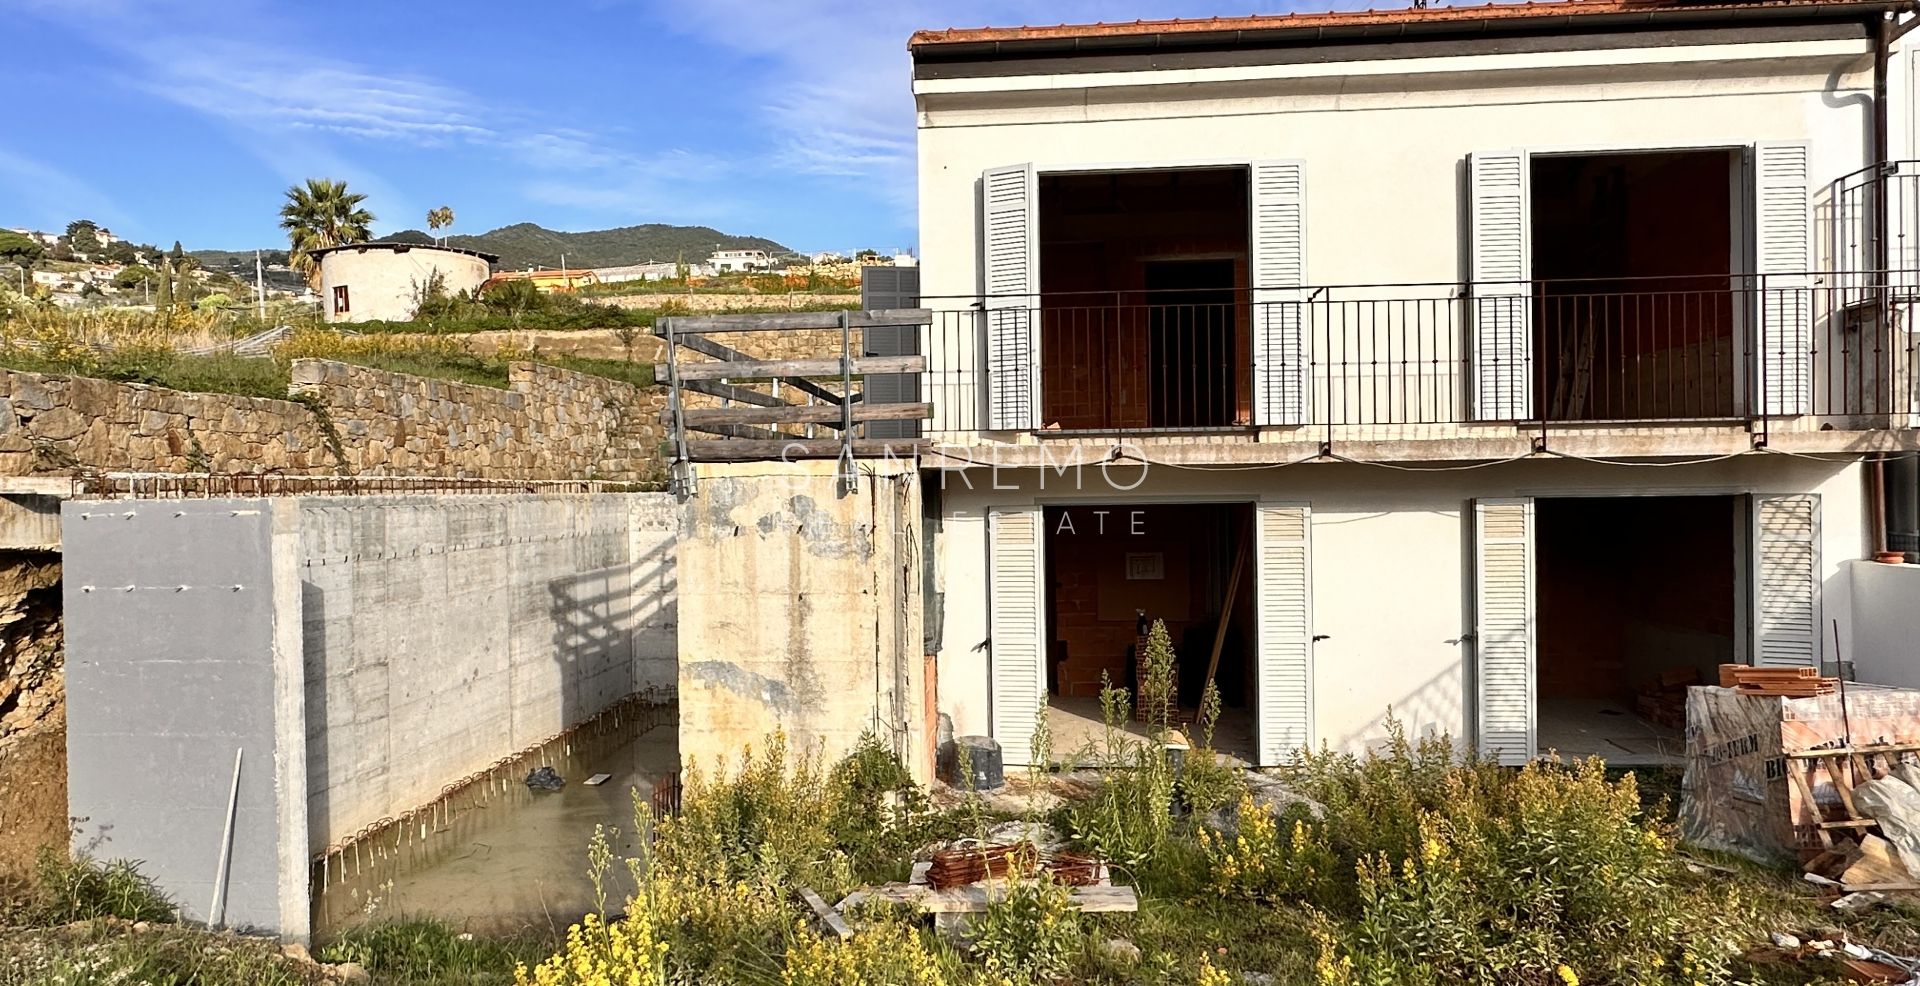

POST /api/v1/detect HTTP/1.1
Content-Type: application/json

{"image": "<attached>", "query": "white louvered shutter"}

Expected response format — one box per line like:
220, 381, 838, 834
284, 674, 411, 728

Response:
1255, 503, 1313, 765
1469, 151, 1533, 421
982, 164, 1038, 431
1474, 498, 1535, 765
988, 506, 1045, 765
1251, 161, 1308, 426
1752, 493, 1821, 668
1753, 142, 1813, 416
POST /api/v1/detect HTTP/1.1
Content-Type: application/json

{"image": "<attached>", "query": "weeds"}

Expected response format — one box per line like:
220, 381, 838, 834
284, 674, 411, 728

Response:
1177, 681, 1247, 815
24, 850, 175, 925
1067, 621, 1180, 868
970, 869, 1081, 983
319, 918, 546, 985
780, 916, 959, 986
1, 925, 314, 986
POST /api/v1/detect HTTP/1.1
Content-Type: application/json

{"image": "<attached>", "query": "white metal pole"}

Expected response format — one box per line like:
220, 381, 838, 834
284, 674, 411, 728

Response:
207, 747, 242, 928
255, 250, 265, 320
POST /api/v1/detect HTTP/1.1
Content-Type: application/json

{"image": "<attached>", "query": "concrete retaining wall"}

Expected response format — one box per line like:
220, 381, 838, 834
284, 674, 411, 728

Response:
676, 460, 927, 780
299, 494, 677, 850
62, 491, 679, 940
63, 500, 308, 936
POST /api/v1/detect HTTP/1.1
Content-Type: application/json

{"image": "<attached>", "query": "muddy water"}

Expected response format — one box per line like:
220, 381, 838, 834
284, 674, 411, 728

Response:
312, 718, 677, 937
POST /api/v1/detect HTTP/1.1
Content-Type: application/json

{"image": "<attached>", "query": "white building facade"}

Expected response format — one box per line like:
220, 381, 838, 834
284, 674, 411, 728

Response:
314, 243, 496, 323
709, 249, 771, 272
906, 2, 1920, 767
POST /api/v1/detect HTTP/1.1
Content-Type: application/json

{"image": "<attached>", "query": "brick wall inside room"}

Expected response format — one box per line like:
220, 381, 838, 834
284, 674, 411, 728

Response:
1045, 503, 1258, 706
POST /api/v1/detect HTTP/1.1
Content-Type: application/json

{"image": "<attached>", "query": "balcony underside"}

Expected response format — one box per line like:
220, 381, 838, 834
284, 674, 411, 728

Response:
916, 423, 1920, 469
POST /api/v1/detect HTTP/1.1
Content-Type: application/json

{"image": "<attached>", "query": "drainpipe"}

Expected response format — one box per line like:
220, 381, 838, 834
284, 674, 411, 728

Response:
1871, 12, 1899, 557
1874, 454, 1891, 555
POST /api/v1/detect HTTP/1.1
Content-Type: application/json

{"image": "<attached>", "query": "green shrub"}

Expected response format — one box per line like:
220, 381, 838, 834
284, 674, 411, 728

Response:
512, 911, 669, 986
4, 925, 313, 986
1176, 681, 1247, 815
1212, 722, 1755, 985
969, 871, 1082, 983
1067, 622, 1180, 868
780, 914, 962, 986
318, 917, 546, 984
29, 850, 176, 925
827, 731, 938, 884
656, 732, 842, 892
1196, 794, 1335, 904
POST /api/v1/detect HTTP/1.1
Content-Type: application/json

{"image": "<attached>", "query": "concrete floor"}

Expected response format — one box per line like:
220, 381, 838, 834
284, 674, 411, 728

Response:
1537, 696, 1683, 765
1047, 695, 1257, 766
312, 724, 679, 936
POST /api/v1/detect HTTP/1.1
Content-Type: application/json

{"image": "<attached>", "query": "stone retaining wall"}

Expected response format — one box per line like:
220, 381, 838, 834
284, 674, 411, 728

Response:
0, 360, 668, 482
0, 372, 335, 476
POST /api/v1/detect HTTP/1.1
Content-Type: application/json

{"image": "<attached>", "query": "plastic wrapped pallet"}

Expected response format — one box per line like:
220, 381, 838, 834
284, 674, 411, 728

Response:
1681, 683, 1920, 863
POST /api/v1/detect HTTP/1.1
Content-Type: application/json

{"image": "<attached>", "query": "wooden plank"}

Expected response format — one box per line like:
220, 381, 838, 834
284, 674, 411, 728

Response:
1787, 760, 1834, 849
681, 403, 930, 427
1788, 742, 1920, 759
656, 355, 925, 381
1826, 757, 1864, 820
682, 378, 792, 408
686, 422, 787, 440
653, 309, 931, 334
685, 439, 927, 461
797, 886, 853, 940
667, 332, 851, 405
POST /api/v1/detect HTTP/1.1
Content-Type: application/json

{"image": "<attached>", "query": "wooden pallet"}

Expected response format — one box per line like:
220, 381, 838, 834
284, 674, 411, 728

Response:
1785, 742, 1920, 849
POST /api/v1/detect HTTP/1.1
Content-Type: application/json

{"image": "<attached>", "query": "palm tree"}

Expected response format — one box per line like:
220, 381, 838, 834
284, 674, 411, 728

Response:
427, 206, 455, 246
279, 178, 374, 288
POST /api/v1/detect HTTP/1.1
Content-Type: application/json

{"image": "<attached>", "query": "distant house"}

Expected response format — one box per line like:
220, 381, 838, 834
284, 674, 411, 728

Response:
708, 249, 769, 273
314, 242, 498, 323
480, 268, 599, 295
592, 262, 681, 284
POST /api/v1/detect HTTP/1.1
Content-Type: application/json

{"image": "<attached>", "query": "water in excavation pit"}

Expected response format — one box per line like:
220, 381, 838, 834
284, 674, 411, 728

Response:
313, 715, 677, 937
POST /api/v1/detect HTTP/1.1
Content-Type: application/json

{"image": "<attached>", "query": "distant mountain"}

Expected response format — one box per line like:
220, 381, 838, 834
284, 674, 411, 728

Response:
190, 223, 792, 274
382, 223, 792, 271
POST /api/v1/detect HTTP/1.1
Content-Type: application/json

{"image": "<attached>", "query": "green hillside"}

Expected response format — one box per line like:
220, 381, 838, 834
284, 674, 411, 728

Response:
191, 223, 792, 273
381, 223, 792, 270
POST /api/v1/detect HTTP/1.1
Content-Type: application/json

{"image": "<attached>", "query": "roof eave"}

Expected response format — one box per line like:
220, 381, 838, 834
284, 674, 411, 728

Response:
909, 1, 1910, 58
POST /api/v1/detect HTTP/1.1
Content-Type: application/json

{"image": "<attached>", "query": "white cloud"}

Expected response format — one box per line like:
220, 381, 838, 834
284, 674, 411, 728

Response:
637, 1, 1384, 224
0, 147, 134, 232
17, 0, 737, 226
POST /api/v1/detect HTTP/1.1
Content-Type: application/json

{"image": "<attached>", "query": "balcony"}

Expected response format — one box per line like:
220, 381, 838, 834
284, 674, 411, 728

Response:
653, 271, 1920, 469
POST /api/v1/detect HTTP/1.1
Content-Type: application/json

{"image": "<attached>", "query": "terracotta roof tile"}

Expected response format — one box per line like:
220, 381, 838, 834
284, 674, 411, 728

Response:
908, 0, 1887, 48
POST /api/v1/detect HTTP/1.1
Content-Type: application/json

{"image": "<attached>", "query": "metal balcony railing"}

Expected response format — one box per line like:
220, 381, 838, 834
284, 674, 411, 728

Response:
656, 272, 1920, 463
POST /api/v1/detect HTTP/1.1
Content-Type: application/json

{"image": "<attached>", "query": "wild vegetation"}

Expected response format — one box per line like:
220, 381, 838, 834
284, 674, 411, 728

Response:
7, 624, 1917, 984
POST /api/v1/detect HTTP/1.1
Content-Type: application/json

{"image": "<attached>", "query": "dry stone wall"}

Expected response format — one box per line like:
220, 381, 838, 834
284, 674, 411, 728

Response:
0, 371, 335, 477
0, 360, 667, 483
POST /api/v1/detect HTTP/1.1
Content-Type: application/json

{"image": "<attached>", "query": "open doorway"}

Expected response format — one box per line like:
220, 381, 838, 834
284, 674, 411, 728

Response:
1042, 502, 1258, 762
1536, 495, 1741, 764
1038, 168, 1250, 431
1531, 150, 1741, 420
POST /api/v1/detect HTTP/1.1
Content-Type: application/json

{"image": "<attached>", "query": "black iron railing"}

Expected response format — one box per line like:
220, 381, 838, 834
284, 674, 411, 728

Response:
655, 273, 1920, 460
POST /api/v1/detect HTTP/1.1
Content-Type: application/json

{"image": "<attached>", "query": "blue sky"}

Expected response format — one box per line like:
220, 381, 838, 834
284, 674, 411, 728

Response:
4, 0, 1368, 255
